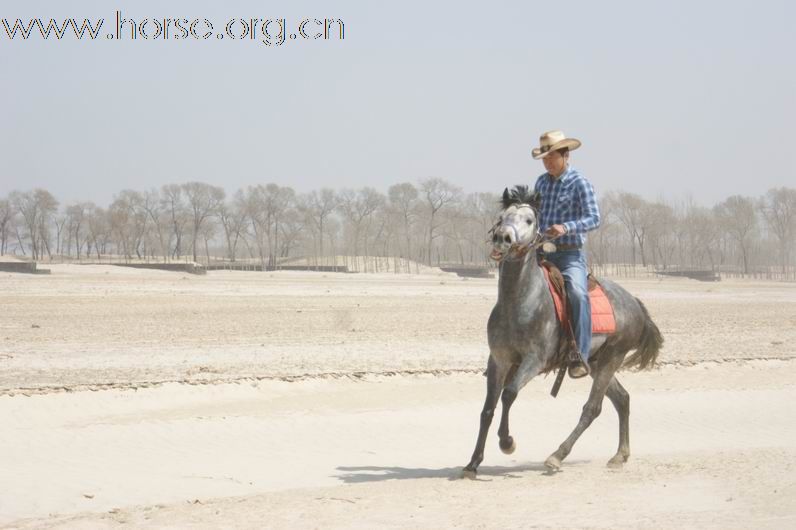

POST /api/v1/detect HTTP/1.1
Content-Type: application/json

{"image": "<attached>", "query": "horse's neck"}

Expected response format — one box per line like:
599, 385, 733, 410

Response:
497, 254, 545, 303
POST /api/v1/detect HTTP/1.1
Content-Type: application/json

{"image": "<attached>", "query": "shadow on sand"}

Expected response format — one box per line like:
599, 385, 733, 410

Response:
334, 461, 588, 484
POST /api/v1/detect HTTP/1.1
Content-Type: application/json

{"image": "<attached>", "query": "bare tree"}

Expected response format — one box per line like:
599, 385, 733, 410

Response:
299, 189, 338, 266
218, 191, 248, 262
0, 198, 13, 255
715, 195, 758, 275
760, 187, 796, 275
442, 201, 473, 266
140, 189, 171, 261
606, 192, 649, 267
324, 215, 342, 266
682, 205, 720, 269
65, 204, 81, 258
85, 204, 109, 259
645, 202, 678, 269
12, 215, 27, 256
278, 208, 305, 258
419, 178, 461, 266
109, 191, 147, 261
387, 182, 420, 264
65, 202, 94, 259
590, 196, 618, 269
161, 184, 189, 259
182, 182, 225, 263
439, 193, 499, 267
337, 187, 384, 271
199, 216, 218, 264
265, 184, 296, 267
53, 213, 67, 257
469, 192, 501, 265
241, 186, 268, 267
9, 189, 58, 260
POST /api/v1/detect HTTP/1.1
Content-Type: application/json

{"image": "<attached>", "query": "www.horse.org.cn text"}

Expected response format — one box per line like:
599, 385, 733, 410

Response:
1, 11, 345, 47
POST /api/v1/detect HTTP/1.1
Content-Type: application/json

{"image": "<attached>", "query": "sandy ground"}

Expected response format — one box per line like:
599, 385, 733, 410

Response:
1, 266, 796, 528
1, 265, 794, 392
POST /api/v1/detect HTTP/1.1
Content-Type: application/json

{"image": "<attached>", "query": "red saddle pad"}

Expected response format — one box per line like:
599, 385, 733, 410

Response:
541, 265, 617, 334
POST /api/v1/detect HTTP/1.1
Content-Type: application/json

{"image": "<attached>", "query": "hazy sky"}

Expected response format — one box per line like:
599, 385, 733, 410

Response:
2, 0, 794, 206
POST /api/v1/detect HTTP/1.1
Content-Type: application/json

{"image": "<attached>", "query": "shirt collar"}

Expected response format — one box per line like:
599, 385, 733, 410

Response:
547, 164, 574, 183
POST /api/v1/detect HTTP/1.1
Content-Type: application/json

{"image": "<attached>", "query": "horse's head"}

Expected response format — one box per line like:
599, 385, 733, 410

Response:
489, 186, 543, 261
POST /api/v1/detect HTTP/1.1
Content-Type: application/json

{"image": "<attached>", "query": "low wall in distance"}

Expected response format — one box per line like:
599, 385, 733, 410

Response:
655, 270, 721, 282
112, 263, 207, 275
0, 262, 51, 274
440, 266, 494, 278
204, 264, 350, 273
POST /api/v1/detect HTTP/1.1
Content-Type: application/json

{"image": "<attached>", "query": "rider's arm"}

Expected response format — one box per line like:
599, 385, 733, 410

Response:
562, 178, 600, 234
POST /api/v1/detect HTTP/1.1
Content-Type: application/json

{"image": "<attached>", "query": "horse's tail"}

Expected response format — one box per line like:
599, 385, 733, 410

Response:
622, 298, 663, 370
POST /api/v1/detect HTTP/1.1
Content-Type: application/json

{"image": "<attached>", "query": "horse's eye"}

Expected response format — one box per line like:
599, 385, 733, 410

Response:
526, 219, 533, 225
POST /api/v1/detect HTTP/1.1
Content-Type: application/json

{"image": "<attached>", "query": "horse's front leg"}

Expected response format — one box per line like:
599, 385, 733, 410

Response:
497, 355, 542, 455
497, 387, 518, 454
462, 356, 508, 478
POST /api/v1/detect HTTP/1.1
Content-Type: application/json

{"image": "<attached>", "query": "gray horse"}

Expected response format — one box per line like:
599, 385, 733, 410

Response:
462, 186, 663, 478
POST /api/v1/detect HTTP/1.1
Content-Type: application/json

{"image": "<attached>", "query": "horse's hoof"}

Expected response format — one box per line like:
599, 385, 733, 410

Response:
461, 468, 477, 480
544, 455, 561, 472
499, 436, 516, 455
607, 454, 628, 469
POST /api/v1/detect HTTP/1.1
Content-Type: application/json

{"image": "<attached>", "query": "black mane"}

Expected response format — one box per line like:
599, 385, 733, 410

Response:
501, 185, 541, 210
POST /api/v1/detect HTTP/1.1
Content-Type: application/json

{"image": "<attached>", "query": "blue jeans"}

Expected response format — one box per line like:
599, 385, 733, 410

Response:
544, 249, 591, 362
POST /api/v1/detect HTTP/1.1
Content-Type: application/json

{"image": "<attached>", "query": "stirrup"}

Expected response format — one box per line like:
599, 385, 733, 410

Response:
567, 351, 590, 379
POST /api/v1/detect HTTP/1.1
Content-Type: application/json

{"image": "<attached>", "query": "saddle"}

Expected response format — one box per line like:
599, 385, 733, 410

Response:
538, 260, 617, 379
540, 260, 617, 335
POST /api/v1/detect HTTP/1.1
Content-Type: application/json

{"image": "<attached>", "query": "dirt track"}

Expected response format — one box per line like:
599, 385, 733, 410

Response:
3, 362, 795, 529
1, 267, 795, 528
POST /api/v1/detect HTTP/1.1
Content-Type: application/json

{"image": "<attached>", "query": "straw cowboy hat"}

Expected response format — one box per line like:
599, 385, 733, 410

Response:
531, 130, 582, 159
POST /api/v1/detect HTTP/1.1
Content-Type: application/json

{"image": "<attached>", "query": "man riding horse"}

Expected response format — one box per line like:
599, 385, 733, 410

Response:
462, 131, 662, 477
532, 130, 601, 378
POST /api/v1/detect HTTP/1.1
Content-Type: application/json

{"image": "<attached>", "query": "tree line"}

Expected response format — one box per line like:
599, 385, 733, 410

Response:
1, 181, 794, 278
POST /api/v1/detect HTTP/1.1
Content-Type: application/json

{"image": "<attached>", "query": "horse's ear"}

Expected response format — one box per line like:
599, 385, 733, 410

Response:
531, 191, 542, 209
501, 187, 511, 208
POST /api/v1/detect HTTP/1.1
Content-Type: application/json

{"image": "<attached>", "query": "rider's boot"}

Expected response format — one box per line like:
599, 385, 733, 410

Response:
568, 350, 590, 379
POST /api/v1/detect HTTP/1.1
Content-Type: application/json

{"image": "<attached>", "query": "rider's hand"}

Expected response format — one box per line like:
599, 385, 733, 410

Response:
545, 224, 568, 239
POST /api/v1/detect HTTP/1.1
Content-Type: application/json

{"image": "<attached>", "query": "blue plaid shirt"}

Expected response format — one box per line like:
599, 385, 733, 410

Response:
533, 165, 601, 248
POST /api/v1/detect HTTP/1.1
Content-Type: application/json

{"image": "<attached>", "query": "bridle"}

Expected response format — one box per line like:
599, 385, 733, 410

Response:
488, 203, 556, 262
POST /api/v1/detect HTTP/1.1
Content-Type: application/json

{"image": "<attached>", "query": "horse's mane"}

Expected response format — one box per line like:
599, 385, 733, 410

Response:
500, 185, 541, 210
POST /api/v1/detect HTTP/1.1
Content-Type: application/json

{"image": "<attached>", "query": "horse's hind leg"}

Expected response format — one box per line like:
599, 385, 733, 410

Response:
463, 356, 508, 477
544, 357, 621, 471
605, 376, 630, 468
